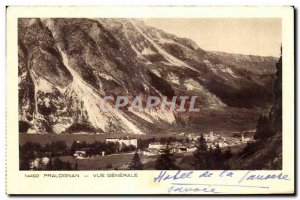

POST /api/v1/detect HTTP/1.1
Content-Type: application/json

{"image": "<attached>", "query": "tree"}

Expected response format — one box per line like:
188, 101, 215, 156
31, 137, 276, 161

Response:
129, 151, 143, 170
195, 134, 207, 152
213, 144, 224, 169
19, 120, 31, 133
52, 158, 64, 170
20, 157, 31, 170
106, 163, 113, 169
205, 145, 215, 169
269, 49, 282, 134
193, 134, 208, 169
51, 158, 73, 170
224, 146, 233, 160
37, 158, 45, 170
255, 49, 282, 141
155, 144, 178, 170
121, 144, 136, 153
223, 146, 233, 170
185, 138, 190, 143
255, 115, 273, 140
71, 141, 79, 154
106, 142, 118, 154
45, 158, 54, 170
65, 162, 72, 170
115, 142, 120, 153
167, 137, 176, 143
159, 137, 167, 145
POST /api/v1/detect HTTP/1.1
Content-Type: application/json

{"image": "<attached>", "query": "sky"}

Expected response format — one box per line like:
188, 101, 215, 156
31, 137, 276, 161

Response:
143, 18, 281, 57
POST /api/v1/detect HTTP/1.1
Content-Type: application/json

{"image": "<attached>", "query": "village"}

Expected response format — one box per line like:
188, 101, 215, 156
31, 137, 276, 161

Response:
72, 131, 254, 159
26, 131, 255, 170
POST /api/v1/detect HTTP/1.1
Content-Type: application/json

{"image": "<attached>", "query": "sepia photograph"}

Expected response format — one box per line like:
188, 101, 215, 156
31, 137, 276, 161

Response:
5, 5, 295, 195
18, 17, 283, 171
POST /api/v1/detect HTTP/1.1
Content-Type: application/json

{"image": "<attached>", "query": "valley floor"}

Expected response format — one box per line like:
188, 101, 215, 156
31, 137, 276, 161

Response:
19, 132, 249, 170
59, 143, 246, 170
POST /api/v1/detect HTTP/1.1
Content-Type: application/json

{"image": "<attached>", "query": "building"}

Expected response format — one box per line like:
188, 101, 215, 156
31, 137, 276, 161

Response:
179, 132, 185, 136
187, 134, 200, 141
185, 144, 197, 152
218, 141, 229, 148
74, 150, 87, 159
205, 132, 217, 142
143, 148, 160, 157
74, 148, 91, 159
148, 142, 182, 154
175, 145, 188, 153
119, 138, 138, 147
106, 138, 120, 143
148, 142, 163, 149
30, 157, 49, 169
105, 138, 138, 148
241, 134, 251, 143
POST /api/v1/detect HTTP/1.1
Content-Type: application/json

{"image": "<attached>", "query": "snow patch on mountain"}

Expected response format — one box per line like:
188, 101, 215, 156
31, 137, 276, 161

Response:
147, 108, 176, 124
184, 79, 226, 108
219, 66, 238, 78
131, 110, 154, 123
184, 79, 206, 92
30, 71, 55, 94
58, 46, 145, 134
154, 32, 175, 44
141, 47, 156, 55
204, 60, 217, 73
150, 69, 161, 78
60, 50, 108, 131
98, 72, 121, 85
166, 73, 180, 85
130, 20, 200, 73
18, 71, 28, 85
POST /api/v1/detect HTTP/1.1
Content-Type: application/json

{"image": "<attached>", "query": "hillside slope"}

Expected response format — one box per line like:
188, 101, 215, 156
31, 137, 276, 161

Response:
18, 18, 278, 134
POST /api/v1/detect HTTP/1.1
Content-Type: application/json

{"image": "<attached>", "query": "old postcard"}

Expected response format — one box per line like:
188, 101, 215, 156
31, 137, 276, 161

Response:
6, 6, 294, 195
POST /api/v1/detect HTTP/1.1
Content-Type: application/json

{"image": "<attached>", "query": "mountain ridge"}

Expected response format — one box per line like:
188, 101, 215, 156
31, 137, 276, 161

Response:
18, 18, 278, 135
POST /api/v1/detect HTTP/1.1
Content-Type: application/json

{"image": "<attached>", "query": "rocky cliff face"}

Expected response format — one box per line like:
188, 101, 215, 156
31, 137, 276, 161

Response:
18, 18, 278, 134
227, 52, 282, 170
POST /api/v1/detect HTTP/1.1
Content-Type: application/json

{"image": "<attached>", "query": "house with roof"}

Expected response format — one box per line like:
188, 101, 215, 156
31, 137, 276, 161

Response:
241, 134, 251, 143
74, 148, 92, 159
106, 138, 138, 148
74, 150, 87, 159
148, 142, 163, 149
30, 157, 49, 169
143, 148, 160, 157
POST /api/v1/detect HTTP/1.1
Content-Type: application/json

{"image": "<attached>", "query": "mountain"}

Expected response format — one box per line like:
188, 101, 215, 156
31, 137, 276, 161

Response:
18, 18, 279, 135
227, 53, 282, 169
